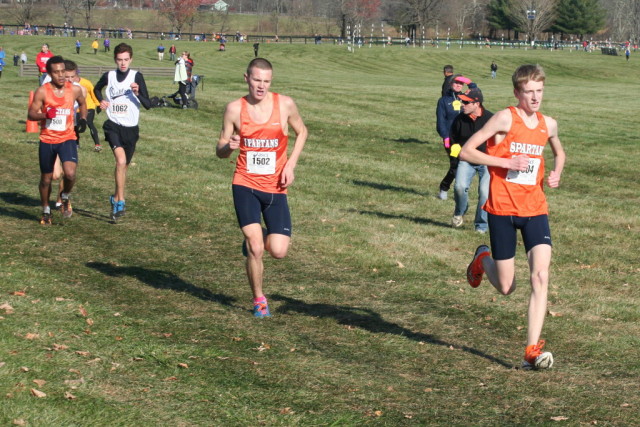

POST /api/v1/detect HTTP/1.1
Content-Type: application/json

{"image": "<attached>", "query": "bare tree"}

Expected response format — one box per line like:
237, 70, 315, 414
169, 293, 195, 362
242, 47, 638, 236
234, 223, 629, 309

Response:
608, 0, 640, 41
60, 0, 81, 26
8, 0, 41, 26
508, 0, 557, 42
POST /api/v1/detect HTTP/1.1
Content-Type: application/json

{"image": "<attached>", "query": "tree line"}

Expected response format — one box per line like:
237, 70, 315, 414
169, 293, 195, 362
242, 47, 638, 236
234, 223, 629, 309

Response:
3, 0, 638, 42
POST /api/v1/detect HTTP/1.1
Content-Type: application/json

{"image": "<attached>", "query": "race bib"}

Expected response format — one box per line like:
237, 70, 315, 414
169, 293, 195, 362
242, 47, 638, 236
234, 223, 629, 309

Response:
46, 115, 66, 132
452, 100, 461, 111
247, 151, 276, 175
110, 103, 129, 117
506, 158, 541, 186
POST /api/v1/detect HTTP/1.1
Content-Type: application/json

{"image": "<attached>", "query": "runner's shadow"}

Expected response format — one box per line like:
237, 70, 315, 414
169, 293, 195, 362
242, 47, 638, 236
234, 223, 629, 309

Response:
86, 262, 238, 308
73, 207, 113, 222
393, 137, 429, 144
271, 294, 512, 368
0, 192, 41, 221
353, 209, 450, 228
352, 180, 426, 197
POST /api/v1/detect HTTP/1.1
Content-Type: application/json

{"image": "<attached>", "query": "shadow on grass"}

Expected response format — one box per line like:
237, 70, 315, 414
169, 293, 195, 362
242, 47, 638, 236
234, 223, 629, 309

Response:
0, 191, 41, 221
0, 192, 112, 223
354, 209, 450, 228
352, 180, 426, 197
393, 137, 429, 144
86, 262, 238, 308
271, 294, 512, 369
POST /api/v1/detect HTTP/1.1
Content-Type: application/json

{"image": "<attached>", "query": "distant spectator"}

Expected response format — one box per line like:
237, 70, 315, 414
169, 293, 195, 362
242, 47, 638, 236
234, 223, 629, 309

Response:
441, 64, 454, 97
75, 40, 81, 54
35, 43, 54, 84
104, 38, 110, 52
92, 39, 99, 54
14, 53, 19, 66
169, 44, 176, 61
21, 51, 27, 64
0, 56, 4, 79
490, 61, 498, 79
157, 43, 165, 61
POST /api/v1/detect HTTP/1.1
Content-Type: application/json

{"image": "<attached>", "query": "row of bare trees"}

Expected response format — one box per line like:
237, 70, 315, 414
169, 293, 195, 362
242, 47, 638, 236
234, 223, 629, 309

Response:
2, 0, 638, 42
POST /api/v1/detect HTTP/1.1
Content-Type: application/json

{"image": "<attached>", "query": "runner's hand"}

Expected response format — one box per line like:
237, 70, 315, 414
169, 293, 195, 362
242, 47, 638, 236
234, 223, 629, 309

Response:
45, 107, 57, 119
509, 155, 529, 171
77, 118, 87, 133
228, 135, 240, 151
547, 170, 561, 188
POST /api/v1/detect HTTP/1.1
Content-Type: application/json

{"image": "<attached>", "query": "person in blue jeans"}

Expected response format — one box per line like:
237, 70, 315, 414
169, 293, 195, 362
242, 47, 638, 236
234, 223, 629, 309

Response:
449, 87, 492, 233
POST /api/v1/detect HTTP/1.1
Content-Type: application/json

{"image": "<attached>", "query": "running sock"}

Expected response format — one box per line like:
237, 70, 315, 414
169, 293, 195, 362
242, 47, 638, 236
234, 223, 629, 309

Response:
253, 296, 267, 304
43, 206, 51, 214
61, 192, 69, 200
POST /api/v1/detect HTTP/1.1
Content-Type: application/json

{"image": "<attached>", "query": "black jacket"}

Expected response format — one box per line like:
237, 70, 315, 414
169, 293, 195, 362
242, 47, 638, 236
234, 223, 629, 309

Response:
450, 107, 493, 162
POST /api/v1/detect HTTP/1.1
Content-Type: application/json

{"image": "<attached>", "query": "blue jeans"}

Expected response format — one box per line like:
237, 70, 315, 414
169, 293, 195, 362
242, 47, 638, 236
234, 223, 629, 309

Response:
453, 160, 489, 231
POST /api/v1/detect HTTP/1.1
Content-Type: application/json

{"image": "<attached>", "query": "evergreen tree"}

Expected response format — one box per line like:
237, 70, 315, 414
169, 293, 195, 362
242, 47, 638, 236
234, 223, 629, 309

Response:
486, 0, 517, 38
551, 0, 606, 40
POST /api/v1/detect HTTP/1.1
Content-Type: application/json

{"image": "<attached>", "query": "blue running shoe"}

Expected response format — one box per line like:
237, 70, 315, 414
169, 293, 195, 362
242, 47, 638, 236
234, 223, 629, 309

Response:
110, 195, 117, 221
115, 200, 126, 218
253, 301, 271, 318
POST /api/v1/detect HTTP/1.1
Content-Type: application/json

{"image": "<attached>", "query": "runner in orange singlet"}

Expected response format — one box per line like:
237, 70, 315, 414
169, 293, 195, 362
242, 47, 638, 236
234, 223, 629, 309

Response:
459, 64, 566, 369
216, 58, 308, 318
28, 56, 87, 225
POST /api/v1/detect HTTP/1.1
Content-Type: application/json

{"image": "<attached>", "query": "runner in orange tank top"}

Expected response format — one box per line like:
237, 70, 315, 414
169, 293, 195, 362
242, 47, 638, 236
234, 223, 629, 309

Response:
28, 56, 87, 225
459, 64, 566, 370
217, 58, 308, 318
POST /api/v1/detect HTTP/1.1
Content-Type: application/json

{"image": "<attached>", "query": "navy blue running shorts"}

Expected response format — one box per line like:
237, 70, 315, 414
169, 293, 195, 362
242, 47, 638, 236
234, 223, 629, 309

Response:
488, 213, 552, 260
39, 140, 78, 174
232, 184, 292, 237
103, 119, 139, 165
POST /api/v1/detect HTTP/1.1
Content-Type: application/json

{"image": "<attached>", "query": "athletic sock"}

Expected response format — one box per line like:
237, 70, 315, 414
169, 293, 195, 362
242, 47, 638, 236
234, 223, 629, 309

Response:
43, 206, 51, 214
253, 296, 267, 304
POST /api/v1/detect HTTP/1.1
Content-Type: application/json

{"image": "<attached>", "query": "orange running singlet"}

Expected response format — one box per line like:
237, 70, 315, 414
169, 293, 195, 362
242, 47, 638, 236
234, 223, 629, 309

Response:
484, 106, 549, 217
40, 81, 77, 144
233, 93, 289, 194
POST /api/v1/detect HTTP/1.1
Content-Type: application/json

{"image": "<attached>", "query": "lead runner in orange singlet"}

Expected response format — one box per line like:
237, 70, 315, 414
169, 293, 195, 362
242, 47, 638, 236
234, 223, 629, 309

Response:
28, 56, 87, 225
459, 64, 566, 369
216, 58, 308, 318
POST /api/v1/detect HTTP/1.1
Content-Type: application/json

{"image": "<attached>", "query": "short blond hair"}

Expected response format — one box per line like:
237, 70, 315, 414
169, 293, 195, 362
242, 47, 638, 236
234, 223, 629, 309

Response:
512, 64, 545, 91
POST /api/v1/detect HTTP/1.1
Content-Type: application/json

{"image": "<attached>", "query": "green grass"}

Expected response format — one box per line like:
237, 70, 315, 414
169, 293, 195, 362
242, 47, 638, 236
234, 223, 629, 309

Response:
1, 35, 639, 425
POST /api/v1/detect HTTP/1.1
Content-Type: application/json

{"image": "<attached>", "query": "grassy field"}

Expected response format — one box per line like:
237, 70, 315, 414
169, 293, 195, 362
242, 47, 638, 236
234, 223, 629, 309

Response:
1, 35, 639, 425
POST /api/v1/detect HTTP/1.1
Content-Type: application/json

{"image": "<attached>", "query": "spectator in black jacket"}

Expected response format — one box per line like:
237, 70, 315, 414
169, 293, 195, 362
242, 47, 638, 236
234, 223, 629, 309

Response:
449, 87, 493, 233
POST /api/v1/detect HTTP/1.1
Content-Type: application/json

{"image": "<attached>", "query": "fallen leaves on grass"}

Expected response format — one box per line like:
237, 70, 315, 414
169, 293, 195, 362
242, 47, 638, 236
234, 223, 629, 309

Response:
1, 303, 15, 314
12, 420, 27, 426
548, 311, 563, 317
279, 407, 294, 415
75, 351, 91, 357
64, 391, 77, 400
32, 379, 46, 387
30, 388, 46, 398
254, 343, 271, 352
551, 416, 569, 421
10, 291, 26, 297
79, 306, 88, 317
396, 261, 405, 268
24, 333, 39, 340
178, 363, 188, 369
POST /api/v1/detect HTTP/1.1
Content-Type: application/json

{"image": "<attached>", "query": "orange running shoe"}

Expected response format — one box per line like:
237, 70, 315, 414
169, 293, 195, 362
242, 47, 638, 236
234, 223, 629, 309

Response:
466, 245, 490, 288
40, 212, 52, 225
522, 340, 554, 370
61, 195, 73, 218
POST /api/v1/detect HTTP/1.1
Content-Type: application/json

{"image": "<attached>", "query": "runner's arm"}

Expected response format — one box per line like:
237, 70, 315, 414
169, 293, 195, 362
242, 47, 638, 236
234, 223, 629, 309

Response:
133, 73, 152, 110
280, 96, 308, 188
216, 101, 241, 158
544, 116, 566, 188
459, 109, 529, 171
94, 72, 109, 109
27, 87, 47, 121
